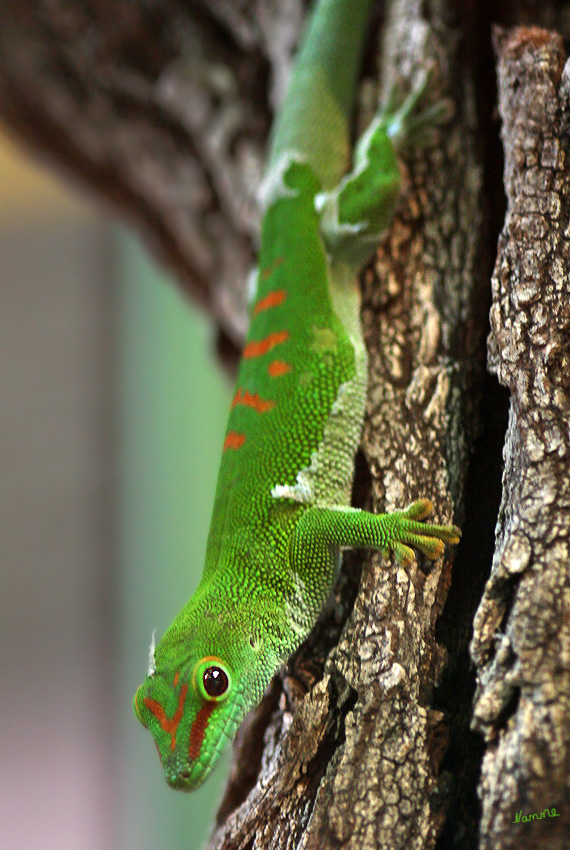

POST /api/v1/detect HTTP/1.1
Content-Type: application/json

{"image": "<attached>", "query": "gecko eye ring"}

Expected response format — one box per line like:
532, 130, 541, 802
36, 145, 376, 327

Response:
194, 657, 232, 701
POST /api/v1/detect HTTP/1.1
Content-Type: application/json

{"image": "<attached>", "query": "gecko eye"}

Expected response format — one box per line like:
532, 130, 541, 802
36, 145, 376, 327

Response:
194, 657, 231, 702
203, 666, 229, 697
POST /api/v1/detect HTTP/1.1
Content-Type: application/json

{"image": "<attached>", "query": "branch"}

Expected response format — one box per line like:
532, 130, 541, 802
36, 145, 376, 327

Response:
471, 26, 570, 849
0, 0, 302, 347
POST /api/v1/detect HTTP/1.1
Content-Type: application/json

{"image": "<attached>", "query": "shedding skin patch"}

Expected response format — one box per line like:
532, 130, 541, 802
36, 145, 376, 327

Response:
144, 684, 188, 752
147, 630, 156, 676
268, 360, 292, 378
254, 288, 287, 314
231, 389, 275, 413
223, 431, 246, 451
188, 701, 216, 762
271, 450, 317, 504
243, 331, 289, 359
257, 150, 305, 210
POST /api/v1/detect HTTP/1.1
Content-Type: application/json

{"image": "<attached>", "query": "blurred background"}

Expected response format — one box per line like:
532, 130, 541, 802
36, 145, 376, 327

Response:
0, 131, 233, 849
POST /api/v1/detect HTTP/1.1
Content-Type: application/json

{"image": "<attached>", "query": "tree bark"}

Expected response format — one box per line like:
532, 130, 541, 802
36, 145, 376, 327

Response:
470, 27, 570, 850
1, 1, 568, 848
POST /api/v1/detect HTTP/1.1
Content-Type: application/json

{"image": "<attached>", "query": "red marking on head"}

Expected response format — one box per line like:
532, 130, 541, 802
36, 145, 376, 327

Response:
268, 360, 292, 378
144, 683, 188, 752
223, 431, 246, 451
188, 701, 216, 762
243, 331, 289, 359
260, 256, 285, 280
231, 389, 275, 413
173, 672, 180, 687
253, 289, 287, 315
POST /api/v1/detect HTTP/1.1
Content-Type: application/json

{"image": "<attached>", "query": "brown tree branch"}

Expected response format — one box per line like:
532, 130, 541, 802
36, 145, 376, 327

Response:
0, 0, 286, 349
471, 26, 570, 849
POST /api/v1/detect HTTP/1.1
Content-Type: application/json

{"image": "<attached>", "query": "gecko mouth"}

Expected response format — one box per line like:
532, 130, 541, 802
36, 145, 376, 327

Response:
165, 691, 246, 791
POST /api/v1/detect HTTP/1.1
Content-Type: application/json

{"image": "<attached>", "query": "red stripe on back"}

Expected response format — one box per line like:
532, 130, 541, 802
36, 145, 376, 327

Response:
223, 431, 246, 451
243, 331, 289, 359
231, 389, 275, 413
253, 289, 287, 315
188, 701, 216, 761
268, 360, 292, 378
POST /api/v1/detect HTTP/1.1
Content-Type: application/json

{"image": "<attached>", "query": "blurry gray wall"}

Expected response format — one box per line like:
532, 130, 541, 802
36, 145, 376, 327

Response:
0, 137, 116, 849
0, 135, 232, 850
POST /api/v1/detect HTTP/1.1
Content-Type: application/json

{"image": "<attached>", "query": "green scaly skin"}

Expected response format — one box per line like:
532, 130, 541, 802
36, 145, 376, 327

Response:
133, 0, 460, 791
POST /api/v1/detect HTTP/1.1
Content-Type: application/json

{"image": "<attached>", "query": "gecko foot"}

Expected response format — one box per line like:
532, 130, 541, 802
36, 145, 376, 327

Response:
382, 67, 454, 152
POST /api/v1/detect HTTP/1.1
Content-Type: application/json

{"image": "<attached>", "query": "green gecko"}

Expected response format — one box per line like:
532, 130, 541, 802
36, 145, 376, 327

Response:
134, 0, 459, 791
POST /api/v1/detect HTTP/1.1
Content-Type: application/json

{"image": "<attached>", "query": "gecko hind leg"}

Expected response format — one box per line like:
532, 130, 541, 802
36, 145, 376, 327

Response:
381, 67, 455, 152
318, 68, 453, 265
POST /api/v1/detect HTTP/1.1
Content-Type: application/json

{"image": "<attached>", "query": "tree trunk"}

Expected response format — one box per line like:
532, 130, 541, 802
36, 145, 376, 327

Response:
1, 1, 568, 848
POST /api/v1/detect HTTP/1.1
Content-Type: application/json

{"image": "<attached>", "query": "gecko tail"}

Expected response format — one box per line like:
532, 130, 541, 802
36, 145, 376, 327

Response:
268, 0, 373, 190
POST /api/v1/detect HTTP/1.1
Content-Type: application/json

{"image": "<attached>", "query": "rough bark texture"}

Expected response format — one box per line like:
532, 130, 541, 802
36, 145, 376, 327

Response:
1, 1, 569, 849
470, 27, 570, 849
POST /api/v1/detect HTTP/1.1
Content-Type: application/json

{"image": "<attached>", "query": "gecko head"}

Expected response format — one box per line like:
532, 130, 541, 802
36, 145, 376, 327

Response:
133, 617, 278, 791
